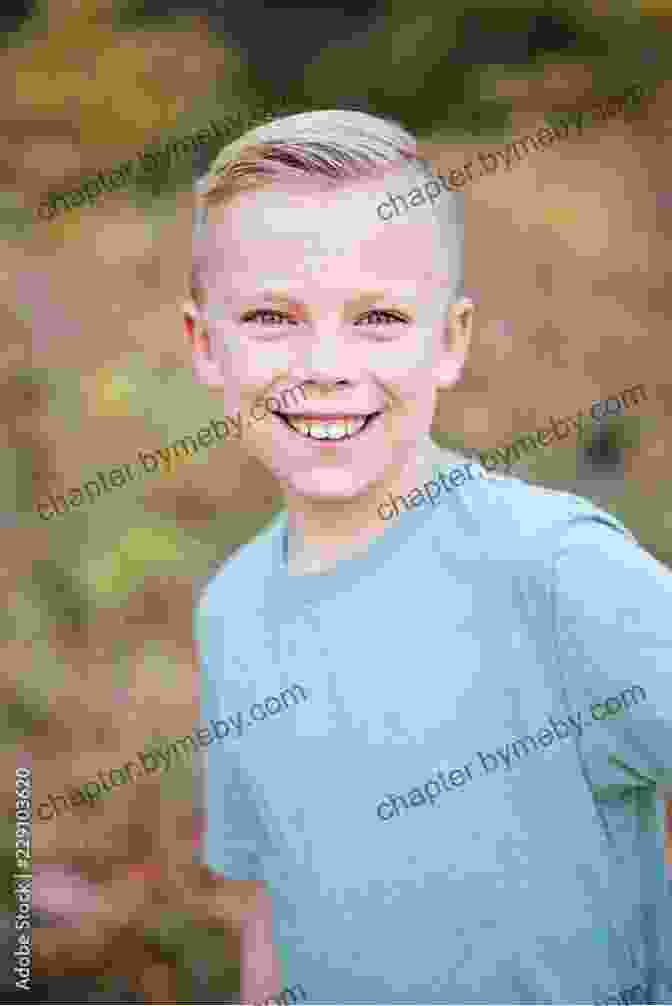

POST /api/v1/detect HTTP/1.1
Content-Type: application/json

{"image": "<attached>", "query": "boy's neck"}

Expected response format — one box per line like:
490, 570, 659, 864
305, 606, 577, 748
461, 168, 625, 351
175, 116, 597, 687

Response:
283, 438, 463, 576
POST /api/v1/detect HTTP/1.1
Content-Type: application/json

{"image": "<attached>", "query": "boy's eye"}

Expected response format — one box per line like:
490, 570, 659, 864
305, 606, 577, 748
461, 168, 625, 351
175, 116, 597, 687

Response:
241, 309, 298, 325
240, 308, 409, 329
356, 310, 408, 326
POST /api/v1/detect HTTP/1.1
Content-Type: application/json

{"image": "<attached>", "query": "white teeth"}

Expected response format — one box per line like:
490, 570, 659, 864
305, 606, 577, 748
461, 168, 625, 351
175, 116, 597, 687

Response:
286, 416, 370, 439
346, 417, 367, 436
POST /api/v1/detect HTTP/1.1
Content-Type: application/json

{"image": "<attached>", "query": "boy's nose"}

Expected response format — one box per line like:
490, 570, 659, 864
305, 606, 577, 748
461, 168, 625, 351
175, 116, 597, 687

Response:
296, 324, 361, 380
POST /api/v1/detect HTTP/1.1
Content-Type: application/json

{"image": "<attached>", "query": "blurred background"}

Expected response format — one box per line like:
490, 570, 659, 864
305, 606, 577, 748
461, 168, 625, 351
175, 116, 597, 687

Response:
1, 0, 671, 1000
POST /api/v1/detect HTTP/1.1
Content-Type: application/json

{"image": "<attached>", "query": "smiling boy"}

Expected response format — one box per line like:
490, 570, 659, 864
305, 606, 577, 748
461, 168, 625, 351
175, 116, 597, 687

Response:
186, 110, 672, 1004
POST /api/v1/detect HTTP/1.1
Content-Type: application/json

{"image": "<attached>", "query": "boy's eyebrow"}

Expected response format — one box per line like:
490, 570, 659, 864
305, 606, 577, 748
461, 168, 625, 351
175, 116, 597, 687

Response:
347, 291, 410, 309
249, 290, 305, 309
238, 289, 417, 309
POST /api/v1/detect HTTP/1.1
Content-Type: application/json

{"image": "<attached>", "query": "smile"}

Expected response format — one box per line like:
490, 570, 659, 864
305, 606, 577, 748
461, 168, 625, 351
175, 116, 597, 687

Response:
277, 413, 381, 441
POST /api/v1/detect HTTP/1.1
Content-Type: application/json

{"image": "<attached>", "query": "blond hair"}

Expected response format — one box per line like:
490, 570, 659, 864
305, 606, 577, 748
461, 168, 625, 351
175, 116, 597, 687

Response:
189, 108, 463, 306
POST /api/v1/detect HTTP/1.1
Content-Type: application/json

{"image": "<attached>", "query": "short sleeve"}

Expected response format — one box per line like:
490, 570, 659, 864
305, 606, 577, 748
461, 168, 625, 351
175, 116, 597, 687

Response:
202, 742, 267, 882
196, 602, 267, 882
550, 514, 672, 792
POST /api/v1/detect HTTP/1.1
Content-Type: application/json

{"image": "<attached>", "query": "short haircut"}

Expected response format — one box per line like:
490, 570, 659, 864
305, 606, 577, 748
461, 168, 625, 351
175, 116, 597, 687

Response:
189, 108, 464, 306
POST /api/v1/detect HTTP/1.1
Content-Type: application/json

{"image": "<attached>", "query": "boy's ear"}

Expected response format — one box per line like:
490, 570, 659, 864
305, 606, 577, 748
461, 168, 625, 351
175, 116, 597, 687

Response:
183, 299, 226, 387
436, 297, 474, 389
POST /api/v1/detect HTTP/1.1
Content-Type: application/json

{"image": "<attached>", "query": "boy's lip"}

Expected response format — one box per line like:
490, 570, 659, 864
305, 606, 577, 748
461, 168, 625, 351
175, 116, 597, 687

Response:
276, 409, 381, 419
275, 410, 383, 441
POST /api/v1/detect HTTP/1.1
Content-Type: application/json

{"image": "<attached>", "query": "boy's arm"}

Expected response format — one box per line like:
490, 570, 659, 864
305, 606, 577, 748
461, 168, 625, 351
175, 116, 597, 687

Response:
239, 881, 282, 1005
551, 518, 672, 780
190, 873, 280, 1005
551, 520, 672, 999
191, 638, 282, 1005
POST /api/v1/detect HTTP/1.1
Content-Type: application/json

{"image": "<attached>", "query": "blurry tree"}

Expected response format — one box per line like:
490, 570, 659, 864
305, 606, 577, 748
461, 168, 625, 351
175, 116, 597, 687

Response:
9, 0, 249, 146
299, 0, 670, 137
0, 0, 33, 42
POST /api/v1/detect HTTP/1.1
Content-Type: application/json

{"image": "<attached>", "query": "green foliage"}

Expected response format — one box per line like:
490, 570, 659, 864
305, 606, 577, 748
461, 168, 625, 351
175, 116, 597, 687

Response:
301, 0, 670, 141
45, 351, 218, 437
0, 190, 34, 239
1, 589, 56, 739
3, 588, 46, 644
578, 413, 651, 454
591, 754, 670, 834
29, 356, 257, 609
142, 721, 199, 807
598, 474, 672, 573
77, 520, 215, 604
81, 526, 180, 598
0, 370, 50, 515
30, 558, 93, 633
5, 634, 69, 710
0, 685, 51, 740
142, 912, 240, 1003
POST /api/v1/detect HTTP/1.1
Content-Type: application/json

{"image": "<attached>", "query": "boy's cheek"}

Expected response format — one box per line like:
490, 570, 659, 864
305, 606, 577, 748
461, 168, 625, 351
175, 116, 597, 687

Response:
374, 352, 444, 391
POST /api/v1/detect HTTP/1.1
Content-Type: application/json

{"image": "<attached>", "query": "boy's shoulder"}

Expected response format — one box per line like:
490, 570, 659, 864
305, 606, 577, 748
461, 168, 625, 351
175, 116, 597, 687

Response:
193, 508, 286, 616
446, 465, 636, 563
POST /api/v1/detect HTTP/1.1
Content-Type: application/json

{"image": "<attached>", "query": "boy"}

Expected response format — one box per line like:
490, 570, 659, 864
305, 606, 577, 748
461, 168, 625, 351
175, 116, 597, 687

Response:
185, 109, 672, 1004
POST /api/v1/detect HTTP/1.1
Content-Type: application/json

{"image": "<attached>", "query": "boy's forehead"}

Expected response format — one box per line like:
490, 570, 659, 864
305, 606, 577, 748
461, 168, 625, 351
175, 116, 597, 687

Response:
197, 173, 457, 297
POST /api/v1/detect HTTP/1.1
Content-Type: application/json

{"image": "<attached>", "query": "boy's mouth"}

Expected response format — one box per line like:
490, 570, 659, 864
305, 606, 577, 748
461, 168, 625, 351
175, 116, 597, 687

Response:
277, 412, 382, 441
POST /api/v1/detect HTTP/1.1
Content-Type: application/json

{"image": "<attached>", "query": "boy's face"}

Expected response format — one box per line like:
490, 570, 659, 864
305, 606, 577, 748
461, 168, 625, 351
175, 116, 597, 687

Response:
185, 171, 473, 505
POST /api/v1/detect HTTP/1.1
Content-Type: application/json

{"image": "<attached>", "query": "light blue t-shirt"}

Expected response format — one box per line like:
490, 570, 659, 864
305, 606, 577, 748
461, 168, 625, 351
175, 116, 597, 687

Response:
195, 461, 672, 1005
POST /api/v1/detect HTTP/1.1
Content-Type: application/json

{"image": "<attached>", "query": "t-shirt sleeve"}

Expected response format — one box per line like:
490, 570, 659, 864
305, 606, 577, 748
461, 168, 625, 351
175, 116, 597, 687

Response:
196, 604, 267, 882
201, 742, 267, 882
550, 512, 672, 795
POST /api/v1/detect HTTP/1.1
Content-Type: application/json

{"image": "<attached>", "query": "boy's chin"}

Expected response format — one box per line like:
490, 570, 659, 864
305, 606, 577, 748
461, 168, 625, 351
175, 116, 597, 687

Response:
282, 466, 384, 504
